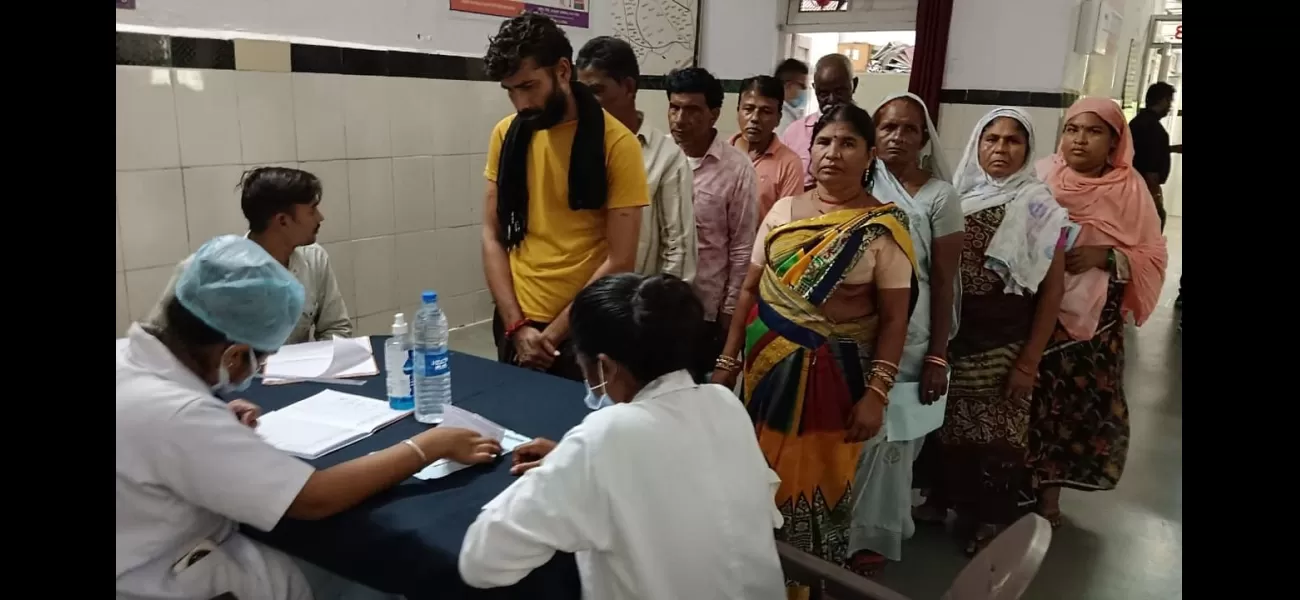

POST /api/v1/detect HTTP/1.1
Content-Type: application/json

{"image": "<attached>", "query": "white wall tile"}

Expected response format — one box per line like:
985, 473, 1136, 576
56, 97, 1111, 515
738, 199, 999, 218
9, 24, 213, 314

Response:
434, 225, 483, 297
302, 160, 350, 243
394, 231, 439, 309
117, 169, 189, 270
433, 154, 475, 228
234, 39, 291, 73
427, 79, 464, 157
116, 272, 130, 337
237, 72, 297, 164
115, 201, 124, 272
472, 289, 496, 324
352, 235, 396, 317
174, 69, 242, 167
320, 241, 356, 320
440, 293, 476, 329
348, 159, 395, 239
344, 76, 393, 159
393, 156, 437, 234
465, 154, 486, 225
389, 78, 437, 157
183, 165, 246, 251
356, 310, 398, 336
125, 265, 176, 322
293, 73, 347, 161
715, 93, 741, 139
116, 66, 180, 170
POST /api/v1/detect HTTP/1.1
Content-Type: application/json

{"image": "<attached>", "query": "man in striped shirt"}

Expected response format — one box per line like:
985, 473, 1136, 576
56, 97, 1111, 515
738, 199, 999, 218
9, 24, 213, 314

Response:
576, 37, 698, 283
666, 67, 759, 379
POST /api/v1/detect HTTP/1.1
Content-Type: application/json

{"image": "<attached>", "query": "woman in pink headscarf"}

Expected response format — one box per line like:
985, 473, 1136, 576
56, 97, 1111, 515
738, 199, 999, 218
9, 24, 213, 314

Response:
1028, 97, 1167, 527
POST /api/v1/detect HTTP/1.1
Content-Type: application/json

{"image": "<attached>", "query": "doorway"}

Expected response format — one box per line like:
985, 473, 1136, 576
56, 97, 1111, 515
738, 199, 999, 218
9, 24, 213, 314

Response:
1137, 12, 1182, 218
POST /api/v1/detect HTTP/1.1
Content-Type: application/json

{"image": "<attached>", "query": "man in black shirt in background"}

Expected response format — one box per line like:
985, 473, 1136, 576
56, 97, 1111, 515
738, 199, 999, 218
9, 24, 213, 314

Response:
1129, 81, 1183, 318
1129, 82, 1182, 231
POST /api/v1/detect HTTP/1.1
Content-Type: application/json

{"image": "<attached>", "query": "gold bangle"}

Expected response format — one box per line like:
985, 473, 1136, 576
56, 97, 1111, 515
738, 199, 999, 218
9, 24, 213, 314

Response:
870, 359, 899, 373
924, 355, 949, 368
867, 384, 891, 405
402, 439, 429, 463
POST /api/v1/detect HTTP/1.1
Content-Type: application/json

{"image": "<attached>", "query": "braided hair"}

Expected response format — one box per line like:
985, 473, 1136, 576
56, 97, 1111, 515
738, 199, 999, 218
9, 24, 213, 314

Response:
809, 103, 879, 191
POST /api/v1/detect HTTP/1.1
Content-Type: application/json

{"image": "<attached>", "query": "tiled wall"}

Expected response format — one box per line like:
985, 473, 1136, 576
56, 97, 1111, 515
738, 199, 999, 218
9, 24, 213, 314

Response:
115, 33, 745, 339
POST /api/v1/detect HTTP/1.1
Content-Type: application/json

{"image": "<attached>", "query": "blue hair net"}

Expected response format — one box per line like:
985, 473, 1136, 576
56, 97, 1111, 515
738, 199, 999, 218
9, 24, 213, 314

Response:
175, 235, 306, 352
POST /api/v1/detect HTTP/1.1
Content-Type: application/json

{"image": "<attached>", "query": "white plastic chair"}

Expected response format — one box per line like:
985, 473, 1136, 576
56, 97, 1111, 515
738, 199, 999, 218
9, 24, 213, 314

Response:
941, 513, 1052, 600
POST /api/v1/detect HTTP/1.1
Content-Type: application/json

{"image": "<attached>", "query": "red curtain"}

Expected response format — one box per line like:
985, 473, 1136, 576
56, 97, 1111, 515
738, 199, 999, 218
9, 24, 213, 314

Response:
908, 0, 955, 123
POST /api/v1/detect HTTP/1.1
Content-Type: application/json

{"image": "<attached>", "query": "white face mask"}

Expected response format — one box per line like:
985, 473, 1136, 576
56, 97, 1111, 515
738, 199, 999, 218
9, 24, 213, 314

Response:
213, 346, 258, 395
582, 362, 615, 411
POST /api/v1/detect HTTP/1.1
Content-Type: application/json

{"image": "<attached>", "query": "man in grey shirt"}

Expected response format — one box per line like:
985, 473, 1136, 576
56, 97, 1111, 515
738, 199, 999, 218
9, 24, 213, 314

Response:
146, 167, 352, 343
576, 36, 697, 282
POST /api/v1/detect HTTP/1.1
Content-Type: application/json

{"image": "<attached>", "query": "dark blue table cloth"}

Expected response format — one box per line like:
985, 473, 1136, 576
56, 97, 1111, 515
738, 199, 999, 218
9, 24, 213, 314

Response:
239, 337, 587, 600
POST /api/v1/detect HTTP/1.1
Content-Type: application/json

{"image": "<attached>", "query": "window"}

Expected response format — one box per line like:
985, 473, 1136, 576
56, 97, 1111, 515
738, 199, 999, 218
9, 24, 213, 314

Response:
799, 0, 850, 12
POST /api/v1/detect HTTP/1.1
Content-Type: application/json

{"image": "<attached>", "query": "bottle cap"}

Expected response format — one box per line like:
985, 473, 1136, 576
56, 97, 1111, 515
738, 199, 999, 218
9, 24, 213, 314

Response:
391, 312, 409, 336
422, 290, 438, 304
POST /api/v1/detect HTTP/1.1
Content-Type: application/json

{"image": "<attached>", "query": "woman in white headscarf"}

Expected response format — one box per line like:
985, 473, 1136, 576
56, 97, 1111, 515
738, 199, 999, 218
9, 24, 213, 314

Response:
845, 92, 962, 574
912, 107, 1072, 555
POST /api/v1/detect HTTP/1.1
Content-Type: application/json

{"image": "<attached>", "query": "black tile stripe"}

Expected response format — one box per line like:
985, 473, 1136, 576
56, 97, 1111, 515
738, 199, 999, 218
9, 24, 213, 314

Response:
939, 88, 1080, 109
171, 37, 235, 70
116, 32, 170, 67
116, 31, 743, 90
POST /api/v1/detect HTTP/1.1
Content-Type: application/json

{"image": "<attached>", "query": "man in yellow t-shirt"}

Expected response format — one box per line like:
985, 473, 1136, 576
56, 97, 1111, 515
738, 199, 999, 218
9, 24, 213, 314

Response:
481, 14, 649, 381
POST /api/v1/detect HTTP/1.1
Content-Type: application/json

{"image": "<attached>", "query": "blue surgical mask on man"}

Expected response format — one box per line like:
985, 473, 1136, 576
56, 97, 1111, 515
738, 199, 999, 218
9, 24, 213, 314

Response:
582, 362, 615, 411
213, 346, 258, 395
787, 90, 807, 109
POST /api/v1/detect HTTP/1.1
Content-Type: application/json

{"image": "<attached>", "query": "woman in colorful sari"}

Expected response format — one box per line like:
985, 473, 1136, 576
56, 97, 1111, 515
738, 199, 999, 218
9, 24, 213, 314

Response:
711, 103, 917, 588
1029, 97, 1167, 527
917, 107, 1071, 554
845, 92, 962, 574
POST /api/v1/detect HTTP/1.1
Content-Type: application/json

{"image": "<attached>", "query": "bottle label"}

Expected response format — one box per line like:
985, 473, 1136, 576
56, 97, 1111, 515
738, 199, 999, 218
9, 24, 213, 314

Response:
421, 349, 450, 377
404, 351, 414, 396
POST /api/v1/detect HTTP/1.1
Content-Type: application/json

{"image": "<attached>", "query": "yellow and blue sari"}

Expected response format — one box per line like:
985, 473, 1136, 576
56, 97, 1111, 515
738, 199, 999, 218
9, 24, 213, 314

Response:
743, 204, 916, 569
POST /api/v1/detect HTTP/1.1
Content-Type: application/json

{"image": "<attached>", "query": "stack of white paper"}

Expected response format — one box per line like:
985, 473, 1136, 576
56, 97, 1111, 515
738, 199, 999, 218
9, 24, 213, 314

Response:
261, 337, 379, 384
256, 389, 413, 459
414, 406, 532, 481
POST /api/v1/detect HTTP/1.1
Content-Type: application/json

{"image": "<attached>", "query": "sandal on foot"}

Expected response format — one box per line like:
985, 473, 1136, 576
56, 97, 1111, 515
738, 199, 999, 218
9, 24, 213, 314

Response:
846, 551, 888, 578
963, 523, 1001, 556
1038, 510, 1064, 529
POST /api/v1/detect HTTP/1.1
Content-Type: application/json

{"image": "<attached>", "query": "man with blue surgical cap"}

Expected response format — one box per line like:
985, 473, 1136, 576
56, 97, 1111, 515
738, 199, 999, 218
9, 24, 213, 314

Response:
116, 235, 502, 600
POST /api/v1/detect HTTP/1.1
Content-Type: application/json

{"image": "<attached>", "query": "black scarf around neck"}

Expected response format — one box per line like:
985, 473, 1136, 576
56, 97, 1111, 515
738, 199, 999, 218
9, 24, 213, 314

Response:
496, 81, 608, 250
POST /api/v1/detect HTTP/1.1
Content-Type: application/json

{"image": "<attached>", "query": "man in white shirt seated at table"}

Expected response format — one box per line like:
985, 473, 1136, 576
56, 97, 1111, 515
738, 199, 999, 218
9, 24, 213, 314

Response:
117, 235, 501, 600
458, 273, 786, 599
146, 166, 352, 344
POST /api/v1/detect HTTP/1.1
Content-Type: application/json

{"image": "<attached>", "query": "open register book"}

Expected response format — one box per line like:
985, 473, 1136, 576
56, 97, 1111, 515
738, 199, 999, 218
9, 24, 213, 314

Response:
256, 390, 412, 459
261, 337, 379, 384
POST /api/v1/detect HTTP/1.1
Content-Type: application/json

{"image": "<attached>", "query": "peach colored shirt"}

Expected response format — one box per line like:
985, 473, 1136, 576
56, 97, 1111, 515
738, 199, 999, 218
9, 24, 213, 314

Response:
729, 133, 805, 224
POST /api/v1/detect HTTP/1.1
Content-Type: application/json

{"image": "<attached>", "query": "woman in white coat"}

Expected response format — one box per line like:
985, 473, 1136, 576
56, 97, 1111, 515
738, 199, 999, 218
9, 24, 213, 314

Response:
459, 273, 787, 600
116, 235, 501, 600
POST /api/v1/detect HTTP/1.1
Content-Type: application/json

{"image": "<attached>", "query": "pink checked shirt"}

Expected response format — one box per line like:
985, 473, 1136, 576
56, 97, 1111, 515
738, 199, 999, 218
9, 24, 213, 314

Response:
688, 132, 759, 322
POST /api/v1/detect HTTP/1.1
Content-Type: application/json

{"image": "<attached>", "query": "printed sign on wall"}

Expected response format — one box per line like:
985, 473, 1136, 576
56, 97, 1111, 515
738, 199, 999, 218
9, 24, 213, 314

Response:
450, 0, 589, 29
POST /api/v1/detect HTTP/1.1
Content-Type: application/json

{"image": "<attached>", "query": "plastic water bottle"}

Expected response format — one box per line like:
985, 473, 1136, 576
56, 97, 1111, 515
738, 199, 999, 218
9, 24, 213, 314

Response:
385, 313, 414, 411
412, 290, 452, 423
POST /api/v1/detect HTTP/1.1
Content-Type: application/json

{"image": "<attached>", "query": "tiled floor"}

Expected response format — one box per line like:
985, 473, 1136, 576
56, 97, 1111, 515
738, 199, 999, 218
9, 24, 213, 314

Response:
447, 216, 1182, 599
